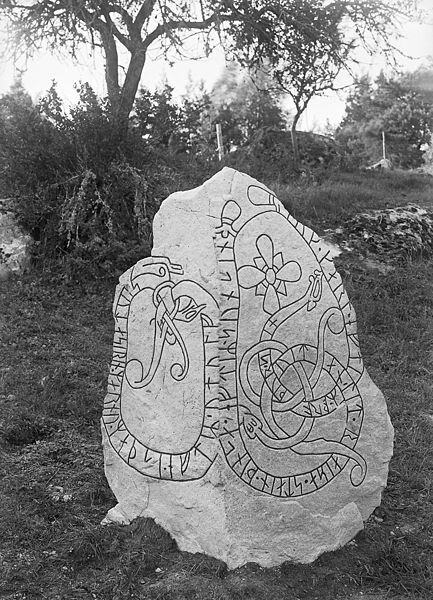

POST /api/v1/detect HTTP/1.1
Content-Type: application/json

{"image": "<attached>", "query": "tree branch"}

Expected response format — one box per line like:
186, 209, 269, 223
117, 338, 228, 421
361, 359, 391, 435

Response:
106, 3, 134, 36
99, 6, 133, 51
142, 12, 222, 51
134, 0, 158, 33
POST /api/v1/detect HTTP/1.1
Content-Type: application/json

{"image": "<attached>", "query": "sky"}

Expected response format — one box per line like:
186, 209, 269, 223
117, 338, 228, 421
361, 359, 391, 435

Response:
0, 6, 432, 131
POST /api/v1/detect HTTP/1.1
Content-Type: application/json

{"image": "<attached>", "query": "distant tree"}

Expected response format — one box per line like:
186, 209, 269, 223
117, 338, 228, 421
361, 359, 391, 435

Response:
336, 68, 433, 168
177, 64, 288, 158
0, 81, 167, 264
400, 66, 433, 101
225, 0, 417, 170
0, 80, 70, 194
210, 63, 287, 146
0, 0, 416, 146
134, 84, 180, 148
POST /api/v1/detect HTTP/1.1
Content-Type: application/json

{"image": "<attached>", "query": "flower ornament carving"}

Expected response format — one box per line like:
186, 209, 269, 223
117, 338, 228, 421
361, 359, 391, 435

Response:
238, 234, 302, 314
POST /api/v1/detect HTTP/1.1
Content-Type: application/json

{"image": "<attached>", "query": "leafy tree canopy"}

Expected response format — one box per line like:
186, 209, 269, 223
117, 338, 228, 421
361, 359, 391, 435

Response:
208, 62, 287, 144
336, 66, 433, 168
0, 0, 417, 144
221, 0, 417, 168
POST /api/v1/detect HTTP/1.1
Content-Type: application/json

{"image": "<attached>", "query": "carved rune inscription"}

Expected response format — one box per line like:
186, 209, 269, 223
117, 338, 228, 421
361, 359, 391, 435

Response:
102, 184, 367, 497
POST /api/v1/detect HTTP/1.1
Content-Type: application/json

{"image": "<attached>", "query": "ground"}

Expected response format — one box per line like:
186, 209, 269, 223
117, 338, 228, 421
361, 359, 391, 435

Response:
1, 170, 433, 599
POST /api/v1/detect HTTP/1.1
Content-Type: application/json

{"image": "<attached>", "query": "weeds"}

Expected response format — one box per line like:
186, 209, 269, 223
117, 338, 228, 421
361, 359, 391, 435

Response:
273, 170, 433, 233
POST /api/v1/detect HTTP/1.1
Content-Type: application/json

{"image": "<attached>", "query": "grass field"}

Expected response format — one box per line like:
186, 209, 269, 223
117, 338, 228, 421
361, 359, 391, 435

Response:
1, 170, 433, 599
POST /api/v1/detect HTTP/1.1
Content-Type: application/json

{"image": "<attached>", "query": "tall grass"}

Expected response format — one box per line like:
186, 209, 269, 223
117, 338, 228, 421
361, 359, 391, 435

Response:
271, 170, 433, 231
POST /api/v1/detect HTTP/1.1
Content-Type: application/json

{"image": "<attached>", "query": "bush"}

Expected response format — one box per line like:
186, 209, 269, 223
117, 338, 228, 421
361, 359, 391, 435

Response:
0, 83, 185, 277
0, 79, 342, 279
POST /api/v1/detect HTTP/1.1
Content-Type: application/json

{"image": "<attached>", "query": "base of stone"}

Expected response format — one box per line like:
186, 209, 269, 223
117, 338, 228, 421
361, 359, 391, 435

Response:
102, 425, 370, 569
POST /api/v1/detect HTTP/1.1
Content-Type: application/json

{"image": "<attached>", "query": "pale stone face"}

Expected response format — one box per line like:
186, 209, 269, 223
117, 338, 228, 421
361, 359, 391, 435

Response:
0, 204, 31, 278
102, 168, 394, 568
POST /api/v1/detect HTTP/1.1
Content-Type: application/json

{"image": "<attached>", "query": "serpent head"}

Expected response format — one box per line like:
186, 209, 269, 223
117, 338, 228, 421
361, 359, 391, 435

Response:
307, 270, 323, 312
130, 256, 183, 291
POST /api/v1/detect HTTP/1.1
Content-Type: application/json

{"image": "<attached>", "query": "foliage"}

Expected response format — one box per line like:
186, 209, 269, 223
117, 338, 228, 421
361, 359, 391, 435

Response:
224, 0, 415, 168
207, 63, 288, 149
227, 0, 350, 161
133, 67, 288, 158
0, 82, 183, 278
3, 72, 432, 279
229, 130, 341, 184
0, 0, 417, 143
0, 80, 72, 195
0, 74, 288, 275
336, 68, 433, 168
134, 84, 181, 148
3, 64, 433, 280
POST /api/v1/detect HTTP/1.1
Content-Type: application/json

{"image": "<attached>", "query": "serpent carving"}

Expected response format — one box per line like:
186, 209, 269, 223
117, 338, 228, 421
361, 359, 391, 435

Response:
102, 183, 367, 497
103, 256, 219, 481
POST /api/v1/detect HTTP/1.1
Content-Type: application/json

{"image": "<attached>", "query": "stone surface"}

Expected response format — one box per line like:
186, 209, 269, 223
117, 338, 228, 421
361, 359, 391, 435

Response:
335, 204, 433, 262
102, 168, 394, 568
0, 199, 31, 279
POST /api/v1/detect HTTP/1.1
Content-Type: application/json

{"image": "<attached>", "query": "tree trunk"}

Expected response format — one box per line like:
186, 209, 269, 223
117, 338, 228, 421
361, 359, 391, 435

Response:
290, 113, 301, 172
116, 48, 147, 141
100, 29, 147, 144
100, 27, 121, 116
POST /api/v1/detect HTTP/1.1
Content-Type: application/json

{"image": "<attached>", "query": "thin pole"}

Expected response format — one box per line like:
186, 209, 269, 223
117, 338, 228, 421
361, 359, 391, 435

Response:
382, 131, 386, 160
216, 123, 224, 161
